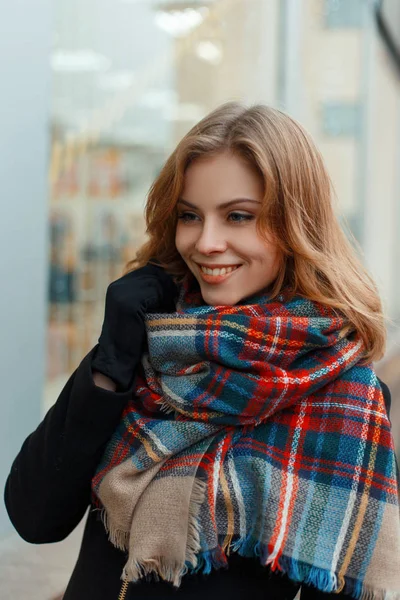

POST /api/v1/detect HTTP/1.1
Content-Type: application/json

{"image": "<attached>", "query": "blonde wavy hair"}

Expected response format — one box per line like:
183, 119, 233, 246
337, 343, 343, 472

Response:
126, 102, 386, 364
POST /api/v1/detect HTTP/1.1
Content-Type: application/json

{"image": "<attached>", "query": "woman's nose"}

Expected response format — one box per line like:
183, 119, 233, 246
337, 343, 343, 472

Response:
194, 222, 227, 254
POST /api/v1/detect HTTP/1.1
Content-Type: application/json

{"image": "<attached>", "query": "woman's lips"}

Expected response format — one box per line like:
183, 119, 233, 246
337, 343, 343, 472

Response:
196, 264, 242, 285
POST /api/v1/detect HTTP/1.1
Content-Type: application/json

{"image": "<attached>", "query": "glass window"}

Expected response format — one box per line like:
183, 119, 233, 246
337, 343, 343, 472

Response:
47, 0, 281, 385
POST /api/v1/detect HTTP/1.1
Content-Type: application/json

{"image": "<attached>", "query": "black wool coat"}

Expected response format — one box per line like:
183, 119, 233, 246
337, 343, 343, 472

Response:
4, 346, 392, 600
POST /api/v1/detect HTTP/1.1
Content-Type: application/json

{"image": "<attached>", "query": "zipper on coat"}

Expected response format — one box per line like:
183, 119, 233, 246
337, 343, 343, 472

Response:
117, 578, 129, 600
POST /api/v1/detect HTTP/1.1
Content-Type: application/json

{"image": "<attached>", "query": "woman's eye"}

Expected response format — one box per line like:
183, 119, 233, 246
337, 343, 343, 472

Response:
228, 212, 254, 223
177, 212, 199, 223
177, 211, 254, 224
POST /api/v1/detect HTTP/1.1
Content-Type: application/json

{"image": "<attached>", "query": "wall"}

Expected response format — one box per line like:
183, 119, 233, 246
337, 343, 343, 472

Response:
0, 0, 51, 534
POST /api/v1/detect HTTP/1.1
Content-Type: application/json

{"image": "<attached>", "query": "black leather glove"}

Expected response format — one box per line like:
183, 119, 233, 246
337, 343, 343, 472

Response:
91, 264, 178, 391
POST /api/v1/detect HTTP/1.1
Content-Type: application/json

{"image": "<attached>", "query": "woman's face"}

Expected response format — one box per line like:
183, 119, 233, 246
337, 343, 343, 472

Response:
175, 151, 281, 306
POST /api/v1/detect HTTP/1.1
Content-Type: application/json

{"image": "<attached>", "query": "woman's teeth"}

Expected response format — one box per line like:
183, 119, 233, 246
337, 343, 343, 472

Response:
199, 265, 240, 276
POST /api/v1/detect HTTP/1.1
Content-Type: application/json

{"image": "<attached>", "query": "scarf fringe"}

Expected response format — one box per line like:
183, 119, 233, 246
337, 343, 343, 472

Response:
273, 554, 394, 599
100, 507, 129, 552
188, 537, 397, 600
156, 398, 175, 414
106, 513, 399, 599
121, 543, 398, 599
123, 557, 187, 588
190, 546, 229, 575
120, 478, 208, 588
184, 477, 207, 568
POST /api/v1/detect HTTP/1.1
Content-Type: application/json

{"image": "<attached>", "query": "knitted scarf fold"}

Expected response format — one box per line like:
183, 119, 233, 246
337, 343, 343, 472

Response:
92, 274, 400, 599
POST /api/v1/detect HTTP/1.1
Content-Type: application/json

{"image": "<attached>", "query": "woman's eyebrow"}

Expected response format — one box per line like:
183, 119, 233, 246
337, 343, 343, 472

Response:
177, 198, 261, 209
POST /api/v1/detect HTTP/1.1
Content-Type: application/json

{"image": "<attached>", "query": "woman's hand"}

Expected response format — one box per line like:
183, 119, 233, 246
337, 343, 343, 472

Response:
91, 263, 178, 391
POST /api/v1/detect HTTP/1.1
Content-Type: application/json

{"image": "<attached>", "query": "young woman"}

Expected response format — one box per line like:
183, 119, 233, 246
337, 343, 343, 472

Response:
5, 103, 399, 600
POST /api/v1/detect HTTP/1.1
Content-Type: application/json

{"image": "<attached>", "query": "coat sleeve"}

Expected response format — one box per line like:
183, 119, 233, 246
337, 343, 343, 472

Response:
3, 345, 135, 544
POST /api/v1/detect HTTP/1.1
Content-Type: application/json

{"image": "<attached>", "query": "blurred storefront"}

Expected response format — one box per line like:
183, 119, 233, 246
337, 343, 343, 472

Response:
46, 0, 400, 447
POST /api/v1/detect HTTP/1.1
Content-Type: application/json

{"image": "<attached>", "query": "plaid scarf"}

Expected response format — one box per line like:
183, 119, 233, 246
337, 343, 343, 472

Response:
92, 274, 400, 599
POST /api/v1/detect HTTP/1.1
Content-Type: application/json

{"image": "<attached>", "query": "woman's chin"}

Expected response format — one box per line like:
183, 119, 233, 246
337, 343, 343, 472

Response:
198, 284, 241, 306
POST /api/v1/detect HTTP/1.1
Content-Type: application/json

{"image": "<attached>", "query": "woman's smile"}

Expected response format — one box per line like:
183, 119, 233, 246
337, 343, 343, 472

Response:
195, 262, 243, 284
